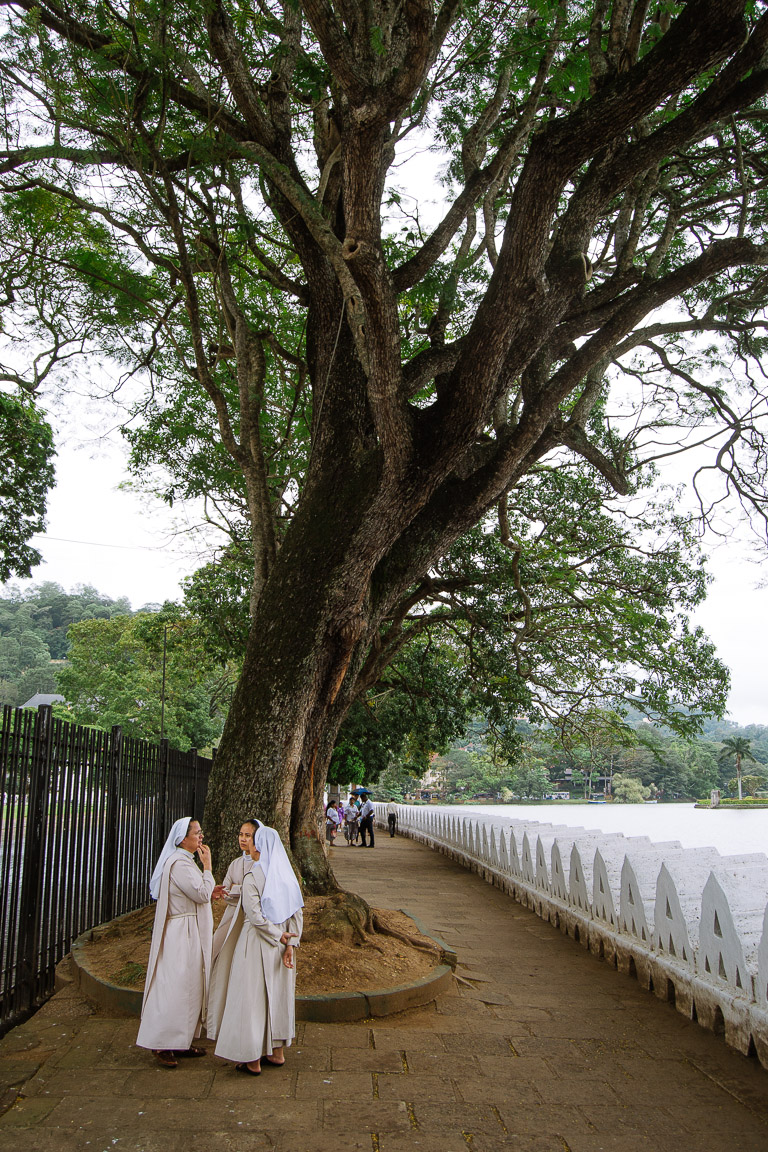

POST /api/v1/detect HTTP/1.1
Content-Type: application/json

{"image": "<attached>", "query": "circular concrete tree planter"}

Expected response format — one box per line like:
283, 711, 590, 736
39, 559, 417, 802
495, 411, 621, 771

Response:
68, 909, 457, 1024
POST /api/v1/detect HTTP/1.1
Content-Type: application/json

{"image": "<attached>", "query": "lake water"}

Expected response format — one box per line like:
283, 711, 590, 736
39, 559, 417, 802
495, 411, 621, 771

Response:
430, 802, 768, 860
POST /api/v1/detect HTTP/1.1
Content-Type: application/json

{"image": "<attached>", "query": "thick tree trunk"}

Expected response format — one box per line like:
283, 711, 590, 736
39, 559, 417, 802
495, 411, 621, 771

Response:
203, 428, 382, 887
288, 727, 343, 894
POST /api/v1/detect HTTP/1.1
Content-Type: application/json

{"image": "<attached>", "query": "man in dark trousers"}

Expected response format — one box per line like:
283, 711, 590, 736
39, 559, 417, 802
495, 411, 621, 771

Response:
358, 794, 375, 847
387, 800, 398, 837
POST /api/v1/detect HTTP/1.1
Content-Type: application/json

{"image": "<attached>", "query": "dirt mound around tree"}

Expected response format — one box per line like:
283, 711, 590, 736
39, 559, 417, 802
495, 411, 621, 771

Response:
80, 896, 440, 995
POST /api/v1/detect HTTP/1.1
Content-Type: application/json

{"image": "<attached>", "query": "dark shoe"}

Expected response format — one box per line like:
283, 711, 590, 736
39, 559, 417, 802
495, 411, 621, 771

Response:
174, 1047, 206, 1058
154, 1050, 178, 1068
235, 1062, 261, 1076
262, 1056, 285, 1067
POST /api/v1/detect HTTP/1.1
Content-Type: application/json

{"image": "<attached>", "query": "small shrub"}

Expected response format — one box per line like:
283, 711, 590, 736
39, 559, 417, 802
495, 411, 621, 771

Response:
112, 961, 145, 986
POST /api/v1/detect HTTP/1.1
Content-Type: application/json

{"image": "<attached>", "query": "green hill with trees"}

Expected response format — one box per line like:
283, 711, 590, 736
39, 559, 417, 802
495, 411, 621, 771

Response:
0, 583, 233, 751
414, 718, 768, 805
3, 581, 765, 798
0, 582, 134, 706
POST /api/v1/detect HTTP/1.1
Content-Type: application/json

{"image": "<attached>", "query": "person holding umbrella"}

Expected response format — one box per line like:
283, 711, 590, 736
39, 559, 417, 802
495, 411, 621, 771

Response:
356, 789, 375, 847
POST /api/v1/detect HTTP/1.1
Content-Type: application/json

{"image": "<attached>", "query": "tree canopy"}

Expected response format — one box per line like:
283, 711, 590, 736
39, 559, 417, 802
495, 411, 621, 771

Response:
0, 393, 55, 581
0, 580, 133, 704
2, 1, 768, 884
55, 608, 232, 750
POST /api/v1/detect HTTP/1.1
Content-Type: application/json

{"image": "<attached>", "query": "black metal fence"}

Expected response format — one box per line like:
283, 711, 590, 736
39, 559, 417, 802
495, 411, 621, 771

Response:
0, 704, 211, 1037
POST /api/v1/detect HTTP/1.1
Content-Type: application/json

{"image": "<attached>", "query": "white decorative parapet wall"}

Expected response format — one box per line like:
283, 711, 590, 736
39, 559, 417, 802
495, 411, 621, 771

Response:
375, 803, 768, 1068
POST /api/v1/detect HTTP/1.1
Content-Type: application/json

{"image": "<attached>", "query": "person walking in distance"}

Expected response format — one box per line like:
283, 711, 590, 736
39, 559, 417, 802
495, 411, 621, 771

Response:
358, 794, 375, 847
386, 800, 398, 838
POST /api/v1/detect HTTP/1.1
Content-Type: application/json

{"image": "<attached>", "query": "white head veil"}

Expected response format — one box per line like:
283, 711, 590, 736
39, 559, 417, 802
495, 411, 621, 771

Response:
149, 816, 192, 899
253, 825, 304, 924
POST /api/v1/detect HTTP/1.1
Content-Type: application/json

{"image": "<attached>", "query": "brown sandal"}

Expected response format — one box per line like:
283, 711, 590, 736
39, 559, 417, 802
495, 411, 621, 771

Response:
154, 1050, 178, 1068
174, 1047, 206, 1058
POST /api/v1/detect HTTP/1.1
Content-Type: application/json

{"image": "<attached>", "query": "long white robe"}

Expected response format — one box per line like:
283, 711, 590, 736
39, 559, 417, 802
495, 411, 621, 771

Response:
212, 854, 251, 962
207, 864, 303, 1062
136, 849, 214, 1051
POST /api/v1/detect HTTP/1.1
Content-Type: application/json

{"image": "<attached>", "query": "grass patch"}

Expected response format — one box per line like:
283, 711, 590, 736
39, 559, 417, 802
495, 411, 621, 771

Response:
696, 799, 768, 809
111, 961, 146, 986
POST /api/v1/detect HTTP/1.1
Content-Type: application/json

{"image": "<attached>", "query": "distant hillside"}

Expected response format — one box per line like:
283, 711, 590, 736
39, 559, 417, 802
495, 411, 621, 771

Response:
0, 581, 141, 707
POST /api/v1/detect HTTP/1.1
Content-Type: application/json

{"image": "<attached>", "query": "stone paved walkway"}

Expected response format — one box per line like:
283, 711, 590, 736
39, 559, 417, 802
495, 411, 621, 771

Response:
2, 832, 768, 1151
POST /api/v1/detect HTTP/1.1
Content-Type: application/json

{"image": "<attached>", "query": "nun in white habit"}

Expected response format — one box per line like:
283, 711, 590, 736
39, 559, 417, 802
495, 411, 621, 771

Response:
212, 818, 260, 962
136, 817, 215, 1068
207, 824, 304, 1075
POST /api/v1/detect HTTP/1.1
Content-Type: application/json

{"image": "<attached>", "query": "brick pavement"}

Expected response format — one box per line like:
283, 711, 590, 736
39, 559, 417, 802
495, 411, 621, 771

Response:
1, 832, 768, 1150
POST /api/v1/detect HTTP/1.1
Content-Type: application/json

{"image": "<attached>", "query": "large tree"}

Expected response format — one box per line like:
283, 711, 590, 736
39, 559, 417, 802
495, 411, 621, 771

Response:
718, 733, 757, 799
2, 1, 768, 888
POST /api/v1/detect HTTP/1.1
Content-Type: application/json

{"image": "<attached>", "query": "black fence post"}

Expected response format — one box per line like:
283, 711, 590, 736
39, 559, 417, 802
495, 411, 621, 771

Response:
189, 748, 199, 821
17, 705, 53, 1012
102, 726, 123, 924
157, 738, 170, 850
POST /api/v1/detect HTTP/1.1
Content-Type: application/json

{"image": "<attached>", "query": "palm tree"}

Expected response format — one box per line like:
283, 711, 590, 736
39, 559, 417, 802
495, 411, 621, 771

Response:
718, 736, 757, 801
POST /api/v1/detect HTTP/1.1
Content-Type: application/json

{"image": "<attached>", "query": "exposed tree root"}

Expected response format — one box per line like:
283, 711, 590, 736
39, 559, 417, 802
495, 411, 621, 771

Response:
371, 911, 442, 958
301, 893, 442, 963
301, 890, 374, 946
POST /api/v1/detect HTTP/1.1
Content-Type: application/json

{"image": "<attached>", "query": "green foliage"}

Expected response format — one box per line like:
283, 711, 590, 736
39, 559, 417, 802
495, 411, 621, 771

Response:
437, 748, 508, 800
718, 735, 757, 799
0, 581, 133, 654
0, 583, 235, 748
177, 458, 732, 776
418, 706, 768, 805
0, 582, 138, 705
718, 735, 756, 764
327, 741, 367, 786
180, 545, 253, 667
431, 743, 553, 802
54, 609, 232, 751
419, 467, 729, 745
728, 773, 765, 797
717, 797, 768, 808
372, 760, 423, 802
507, 762, 552, 801
0, 393, 55, 580
611, 774, 650, 803
331, 642, 471, 786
